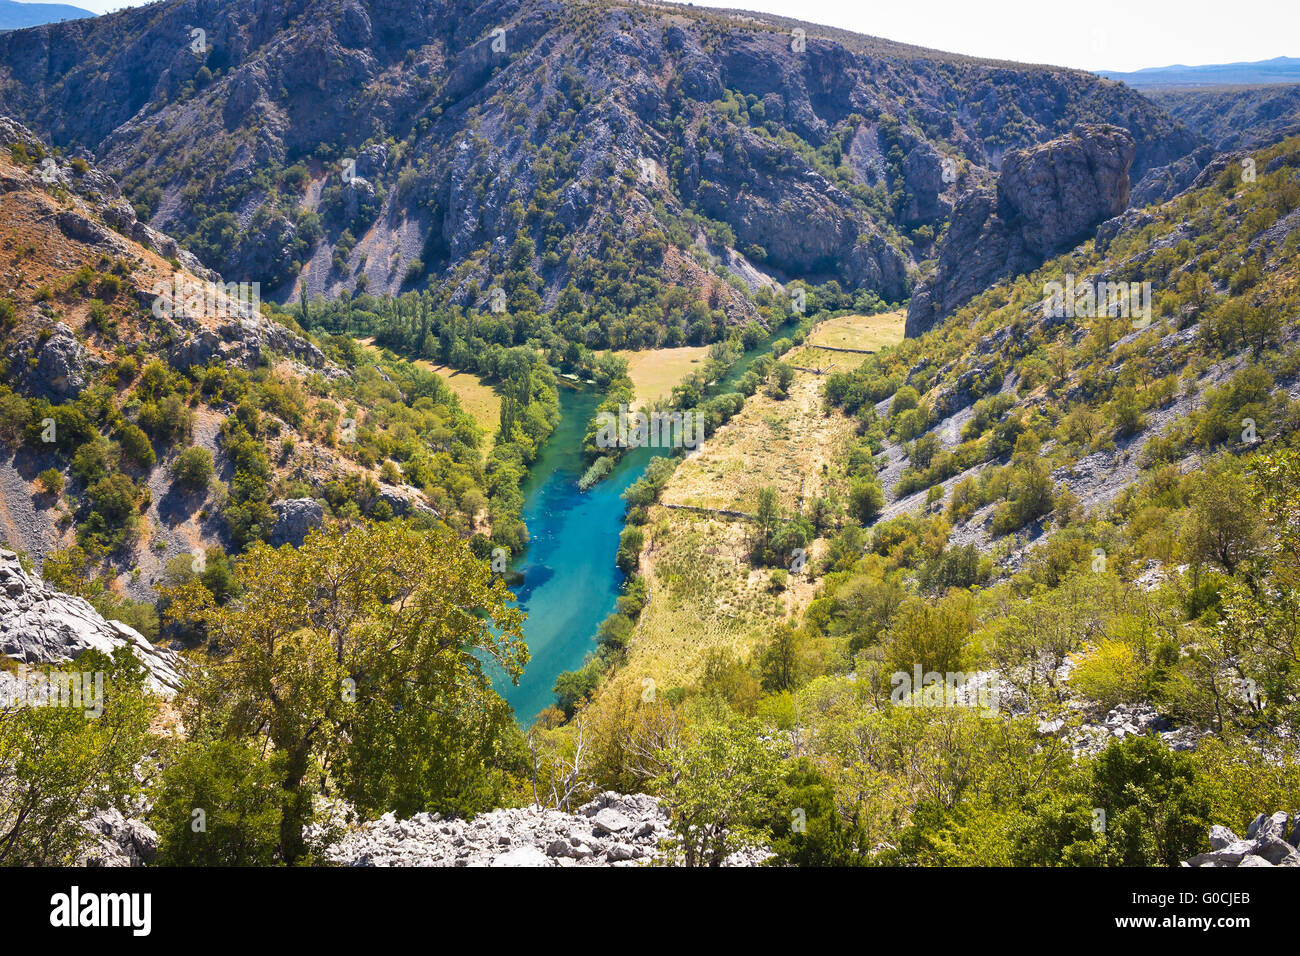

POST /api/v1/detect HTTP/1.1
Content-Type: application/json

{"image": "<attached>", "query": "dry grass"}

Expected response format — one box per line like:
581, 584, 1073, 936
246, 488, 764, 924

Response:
610, 345, 712, 410
596, 366, 853, 701
413, 361, 501, 434
606, 514, 777, 695
786, 311, 906, 372
660, 373, 858, 514
807, 309, 907, 352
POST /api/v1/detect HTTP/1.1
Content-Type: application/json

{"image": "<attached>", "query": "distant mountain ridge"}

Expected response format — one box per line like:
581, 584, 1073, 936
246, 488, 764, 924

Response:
0, 0, 92, 31
1149, 84, 1300, 151
1101, 55, 1300, 89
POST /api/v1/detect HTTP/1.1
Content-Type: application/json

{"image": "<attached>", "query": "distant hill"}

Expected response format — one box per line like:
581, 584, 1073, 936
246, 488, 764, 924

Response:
1101, 55, 1300, 89
0, 0, 93, 31
1150, 83, 1300, 151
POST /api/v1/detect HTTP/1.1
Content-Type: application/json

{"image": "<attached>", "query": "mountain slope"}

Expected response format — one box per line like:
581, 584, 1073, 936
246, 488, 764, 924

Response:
0, 0, 91, 31
0, 0, 1199, 340
0, 115, 529, 608
1149, 84, 1300, 151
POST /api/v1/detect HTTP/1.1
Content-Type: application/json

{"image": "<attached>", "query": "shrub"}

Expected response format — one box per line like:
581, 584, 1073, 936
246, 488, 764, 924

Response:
117, 423, 156, 469
35, 467, 64, 496
150, 740, 285, 866
171, 446, 214, 492
848, 476, 884, 524
1069, 639, 1147, 711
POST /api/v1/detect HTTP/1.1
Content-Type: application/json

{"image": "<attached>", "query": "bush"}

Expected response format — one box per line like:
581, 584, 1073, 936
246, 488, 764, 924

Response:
150, 740, 285, 866
1069, 639, 1148, 711
117, 423, 156, 469
616, 525, 644, 574
1013, 736, 1211, 866
848, 476, 884, 524
35, 467, 64, 496
171, 446, 214, 492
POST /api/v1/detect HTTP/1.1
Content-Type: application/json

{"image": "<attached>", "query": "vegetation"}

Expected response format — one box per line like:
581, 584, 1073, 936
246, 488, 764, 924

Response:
158, 521, 530, 863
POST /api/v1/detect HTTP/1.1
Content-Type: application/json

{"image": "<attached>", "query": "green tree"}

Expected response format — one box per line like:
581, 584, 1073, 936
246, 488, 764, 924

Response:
1183, 460, 1264, 575
164, 521, 527, 862
1013, 736, 1211, 866
151, 739, 284, 866
849, 476, 885, 524
35, 467, 64, 496
0, 648, 155, 865
657, 719, 782, 867
171, 445, 215, 492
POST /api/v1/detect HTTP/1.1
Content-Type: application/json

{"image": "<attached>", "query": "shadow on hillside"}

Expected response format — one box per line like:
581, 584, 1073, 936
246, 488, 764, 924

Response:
155, 479, 204, 525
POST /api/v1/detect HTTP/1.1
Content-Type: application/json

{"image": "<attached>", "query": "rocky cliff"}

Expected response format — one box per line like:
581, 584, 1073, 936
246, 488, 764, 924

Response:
0, 549, 183, 693
905, 123, 1136, 337
0, 0, 1199, 319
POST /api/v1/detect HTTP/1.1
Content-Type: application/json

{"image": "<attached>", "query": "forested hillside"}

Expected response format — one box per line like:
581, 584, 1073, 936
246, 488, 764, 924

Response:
0, 0, 1197, 332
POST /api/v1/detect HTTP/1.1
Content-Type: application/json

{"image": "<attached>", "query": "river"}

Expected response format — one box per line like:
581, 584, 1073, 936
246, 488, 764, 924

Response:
491, 318, 803, 723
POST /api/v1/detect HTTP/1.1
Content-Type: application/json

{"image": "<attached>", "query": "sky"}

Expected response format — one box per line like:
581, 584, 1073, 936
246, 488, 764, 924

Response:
66, 0, 1300, 73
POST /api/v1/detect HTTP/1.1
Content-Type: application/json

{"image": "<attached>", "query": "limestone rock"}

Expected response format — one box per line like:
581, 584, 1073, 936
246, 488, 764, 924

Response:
0, 549, 182, 694
269, 498, 324, 547
77, 809, 159, 867
5, 322, 94, 400
311, 790, 767, 868
1208, 825, 1239, 850
1184, 811, 1300, 868
905, 124, 1137, 337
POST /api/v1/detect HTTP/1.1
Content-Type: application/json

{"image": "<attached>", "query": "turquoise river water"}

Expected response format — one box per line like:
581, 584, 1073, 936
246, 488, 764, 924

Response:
490, 319, 801, 722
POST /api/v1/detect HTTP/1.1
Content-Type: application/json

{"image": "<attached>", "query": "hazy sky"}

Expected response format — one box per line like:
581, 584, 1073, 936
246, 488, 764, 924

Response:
685, 0, 1299, 72
70, 0, 1299, 73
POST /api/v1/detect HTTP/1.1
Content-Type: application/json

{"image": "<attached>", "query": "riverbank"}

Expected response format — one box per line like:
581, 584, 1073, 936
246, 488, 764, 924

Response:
493, 315, 812, 723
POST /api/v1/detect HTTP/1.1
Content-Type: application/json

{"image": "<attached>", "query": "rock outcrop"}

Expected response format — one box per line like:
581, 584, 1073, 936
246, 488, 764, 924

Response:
905, 124, 1137, 337
1183, 812, 1300, 867
76, 809, 160, 867
314, 791, 770, 867
0, 549, 183, 694
4, 322, 95, 401
269, 498, 325, 547
1068, 702, 1203, 756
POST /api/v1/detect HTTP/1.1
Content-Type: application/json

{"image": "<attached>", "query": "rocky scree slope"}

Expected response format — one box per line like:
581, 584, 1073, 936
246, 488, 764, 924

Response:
313, 790, 769, 867
0, 0, 1200, 319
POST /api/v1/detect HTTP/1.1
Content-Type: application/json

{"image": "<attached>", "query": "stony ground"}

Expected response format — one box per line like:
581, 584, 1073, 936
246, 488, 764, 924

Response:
1183, 812, 1300, 867
0, 548, 182, 694
311, 791, 770, 868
